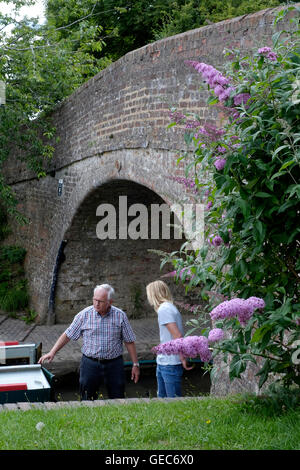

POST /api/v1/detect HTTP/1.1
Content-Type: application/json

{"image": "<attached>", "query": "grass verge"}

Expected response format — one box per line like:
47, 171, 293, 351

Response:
0, 396, 299, 450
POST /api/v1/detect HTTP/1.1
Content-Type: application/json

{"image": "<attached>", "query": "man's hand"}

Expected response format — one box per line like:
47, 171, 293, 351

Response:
38, 332, 70, 364
125, 342, 140, 383
131, 365, 140, 383
38, 351, 55, 364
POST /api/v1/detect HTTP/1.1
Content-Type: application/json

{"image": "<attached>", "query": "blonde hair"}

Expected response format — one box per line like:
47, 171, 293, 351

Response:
146, 280, 173, 312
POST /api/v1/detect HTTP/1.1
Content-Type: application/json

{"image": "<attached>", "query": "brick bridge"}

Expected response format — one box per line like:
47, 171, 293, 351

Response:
2, 6, 293, 325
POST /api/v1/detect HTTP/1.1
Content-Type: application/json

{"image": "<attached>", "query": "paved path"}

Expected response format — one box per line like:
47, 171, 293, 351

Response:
0, 313, 194, 376
0, 395, 205, 412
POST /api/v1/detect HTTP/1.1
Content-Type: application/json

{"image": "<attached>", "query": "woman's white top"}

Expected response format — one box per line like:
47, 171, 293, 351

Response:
156, 301, 184, 366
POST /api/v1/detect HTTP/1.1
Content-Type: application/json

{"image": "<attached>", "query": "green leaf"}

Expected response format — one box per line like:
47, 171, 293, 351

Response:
237, 199, 250, 218
241, 354, 257, 364
207, 96, 219, 105
286, 184, 300, 199
229, 355, 247, 379
261, 329, 272, 350
187, 319, 200, 327
287, 227, 300, 245
184, 132, 194, 146
258, 368, 270, 388
272, 30, 283, 46
270, 171, 285, 181
272, 145, 290, 160
234, 259, 248, 277
253, 220, 266, 245
167, 122, 177, 129
277, 199, 296, 214
255, 192, 272, 198
279, 160, 296, 171
185, 327, 200, 336
251, 325, 273, 344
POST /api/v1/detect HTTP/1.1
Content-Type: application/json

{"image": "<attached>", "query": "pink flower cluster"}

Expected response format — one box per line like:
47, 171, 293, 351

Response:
213, 144, 227, 170
203, 188, 213, 211
233, 93, 252, 107
161, 267, 194, 281
185, 119, 202, 129
197, 123, 226, 141
205, 200, 213, 211
258, 47, 277, 61
169, 111, 185, 123
208, 328, 225, 343
209, 235, 223, 247
175, 301, 201, 313
169, 176, 198, 193
185, 60, 255, 128
210, 296, 265, 326
152, 335, 212, 362
186, 60, 235, 102
214, 157, 226, 171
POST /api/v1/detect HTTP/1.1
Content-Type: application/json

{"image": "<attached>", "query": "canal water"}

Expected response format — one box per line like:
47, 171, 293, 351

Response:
53, 362, 211, 401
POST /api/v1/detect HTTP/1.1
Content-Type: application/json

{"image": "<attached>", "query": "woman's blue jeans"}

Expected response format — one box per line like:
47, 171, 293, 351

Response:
156, 364, 183, 398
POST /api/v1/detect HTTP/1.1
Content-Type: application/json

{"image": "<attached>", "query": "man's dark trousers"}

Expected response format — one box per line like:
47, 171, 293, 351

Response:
79, 354, 125, 400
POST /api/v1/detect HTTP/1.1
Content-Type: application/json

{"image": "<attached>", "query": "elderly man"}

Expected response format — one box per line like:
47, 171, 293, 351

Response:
39, 284, 140, 400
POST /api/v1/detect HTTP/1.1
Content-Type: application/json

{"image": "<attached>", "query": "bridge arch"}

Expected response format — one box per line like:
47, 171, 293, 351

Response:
52, 176, 190, 324
41, 148, 193, 324
1, 5, 293, 324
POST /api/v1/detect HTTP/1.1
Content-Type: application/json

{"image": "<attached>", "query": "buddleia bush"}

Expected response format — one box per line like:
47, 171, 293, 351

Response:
161, 6, 300, 390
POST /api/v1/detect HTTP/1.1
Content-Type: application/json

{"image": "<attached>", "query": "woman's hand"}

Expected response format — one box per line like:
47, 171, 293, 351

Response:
180, 355, 194, 371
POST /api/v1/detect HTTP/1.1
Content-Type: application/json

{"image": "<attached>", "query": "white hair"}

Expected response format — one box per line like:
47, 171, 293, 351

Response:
94, 284, 115, 301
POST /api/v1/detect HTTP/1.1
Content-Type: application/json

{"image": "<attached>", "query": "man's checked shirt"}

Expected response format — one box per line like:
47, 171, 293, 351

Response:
65, 305, 136, 359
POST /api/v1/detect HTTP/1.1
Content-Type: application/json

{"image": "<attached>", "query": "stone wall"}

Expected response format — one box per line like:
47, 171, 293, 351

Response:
2, 5, 297, 327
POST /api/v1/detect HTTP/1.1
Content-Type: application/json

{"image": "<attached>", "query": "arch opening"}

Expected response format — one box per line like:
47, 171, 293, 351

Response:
54, 179, 196, 324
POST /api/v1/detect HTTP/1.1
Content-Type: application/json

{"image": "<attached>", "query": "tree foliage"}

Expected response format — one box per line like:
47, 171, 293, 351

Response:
46, 1, 288, 62
46, 0, 179, 62
0, 0, 107, 218
153, 0, 287, 40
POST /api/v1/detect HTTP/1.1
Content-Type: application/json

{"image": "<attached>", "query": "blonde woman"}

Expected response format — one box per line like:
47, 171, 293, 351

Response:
146, 280, 193, 398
